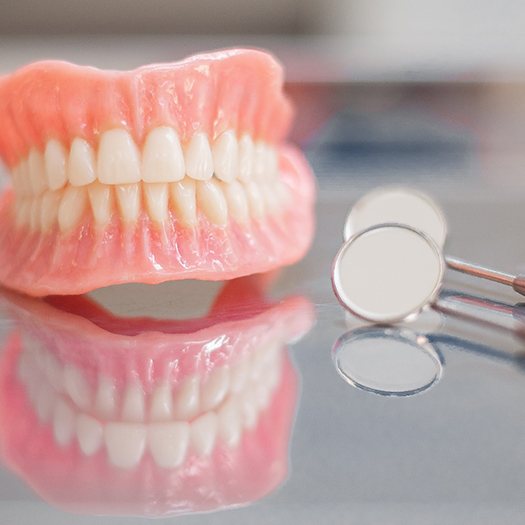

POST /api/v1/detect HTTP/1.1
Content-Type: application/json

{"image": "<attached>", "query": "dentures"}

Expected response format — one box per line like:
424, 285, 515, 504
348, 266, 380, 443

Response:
0, 277, 314, 516
0, 49, 315, 296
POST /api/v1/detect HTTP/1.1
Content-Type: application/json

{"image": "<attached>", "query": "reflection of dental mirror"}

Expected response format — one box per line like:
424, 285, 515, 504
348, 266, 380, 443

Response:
332, 224, 445, 323
333, 327, 443, 397
344, 186, 447, 248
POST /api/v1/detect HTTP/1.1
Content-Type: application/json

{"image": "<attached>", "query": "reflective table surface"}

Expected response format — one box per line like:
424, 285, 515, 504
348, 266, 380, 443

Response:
2, 68, 525, 524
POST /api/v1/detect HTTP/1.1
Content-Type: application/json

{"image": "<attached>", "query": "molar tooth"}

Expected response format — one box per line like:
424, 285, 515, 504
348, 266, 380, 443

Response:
196, 179, 228, 226
201, 366, 229, 412
184, 132, 213, 181
76, 414, 103, 456
105, 422, 146, 469
245, 181, 265, 219
144, 182, 169, 223
150, 382, 173, 421
88, 182, 114, 226
142, 127, 185, 182
53, 399, 75, 447
230, 358, 249, 393
45, 139, 68, 190
63, 364, 91, 411
98, 129, 141, 184
28, 148, 47, 195
170, 179, 196, 227
121, 381, 145, 422
115, 183, 141, 223
212, 130, 238, 182
68, 138, 96, 187
238, 134, 254, 182
190, 412, 217, 456
267, 147, 279, 178
148, 422, 189, 468
58, 185, 88, 232
40, 191, 61, 232
222, 180, 249, 224
217, 397, 242, 448
173, 375, 200, 420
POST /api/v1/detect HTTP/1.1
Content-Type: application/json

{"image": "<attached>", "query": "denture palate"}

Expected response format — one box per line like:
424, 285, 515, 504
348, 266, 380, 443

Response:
11, 127, 286, 233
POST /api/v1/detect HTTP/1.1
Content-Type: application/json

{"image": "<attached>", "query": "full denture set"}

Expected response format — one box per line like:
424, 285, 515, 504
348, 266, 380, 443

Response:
0, 49, 315, 296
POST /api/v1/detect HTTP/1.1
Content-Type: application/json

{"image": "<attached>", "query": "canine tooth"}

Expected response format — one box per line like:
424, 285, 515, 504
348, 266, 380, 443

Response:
63, 364, 91, 411
221, 180, 249, 224
217, 397, 242, 448
144, 182, 169, 223
212, 130, 238, 182
148, 422, 189, 468
95, 375, 117, 419
184, 132, 213, 181
68, 138, 96, 187
142, 127, 185, 182
190, 412, 217, 456
98, 129, 141, 184
53, 399, 75, 447
76, 414, 103, 456
196, 179, 228, 226
121, 382, 145, 422
201, 366, 229, 411
150, 382, 173, 421
45, 139, 68, 190
116, 183, 141, 223
253, 141, 267, 179
29, 196, 42, 232
173, 375, 200, 420
28, 148, 47, 194
245, 181, 265, 219
40, 191, 61, 232
58, 185, 88, 232
170, 179, 196, 226
105, 423, 146, 469
238, 134, 254, 182
88, 182, 114, 226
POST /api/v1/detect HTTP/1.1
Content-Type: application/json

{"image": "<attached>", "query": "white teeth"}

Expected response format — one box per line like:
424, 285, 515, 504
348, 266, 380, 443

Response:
217, 397, 242, 448
196, 179, 228, 226
245, 181, 265, 219
170, 179, 197, 226
35, 382, 56, 423
105, 422, 146, 469
27, 148, 47, 195
144, 182, 169, 223
230, 358, 249, 393
29, 196, 42, 232
240, 388, 258, 429
173, 375, 200, 420
115, 183, 141, 223
212, 130, 238, 182
67, 138, 96, 187
40, 190, 61, 232
148, 422, 189, 468
45, 139, 68, 191
150, 382, 173, 421
53, 399, 75, 447
190, 412, 218, 456
76, 414, 103, 456
201, 366, 229, 411
98, 129, 141, 185
184, 132, 213, 181
253, 141, 267, 180
222, 180, 249, 224
95, 375, 117, 419
57, 185, 88, 232
238, 134, 254, 182
88, 182, 114, 226
43, 351, 63, 388
121, 382, 145, 422
63, 364, 91, 411
142, 127, 185, 183
15, 199, 31, 227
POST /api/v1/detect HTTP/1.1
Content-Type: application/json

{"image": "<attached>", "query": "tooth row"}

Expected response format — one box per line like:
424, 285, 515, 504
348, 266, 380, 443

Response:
17, 344, 283, 470
14, 176, 288, 232
19, 337, 282, 424
11, 129, 279, 196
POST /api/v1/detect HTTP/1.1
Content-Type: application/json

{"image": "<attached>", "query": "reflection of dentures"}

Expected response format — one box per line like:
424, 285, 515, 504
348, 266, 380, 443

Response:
0, 49, 316, 296
0, 277, 313, 517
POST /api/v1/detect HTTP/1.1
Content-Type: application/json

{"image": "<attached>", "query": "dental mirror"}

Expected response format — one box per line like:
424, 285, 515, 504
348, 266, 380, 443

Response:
332, 223, 445, 323
333, 327, 443, 397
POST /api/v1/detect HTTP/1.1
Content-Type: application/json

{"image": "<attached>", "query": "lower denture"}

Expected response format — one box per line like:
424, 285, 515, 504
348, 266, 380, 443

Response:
0, 49, 316, 296
0, 277, 314, 516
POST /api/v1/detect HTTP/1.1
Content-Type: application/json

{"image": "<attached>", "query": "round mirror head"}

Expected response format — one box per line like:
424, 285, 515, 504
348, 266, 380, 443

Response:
344, 187, 447, 248
333, 327, 443, 397
332, 224, 444, 324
